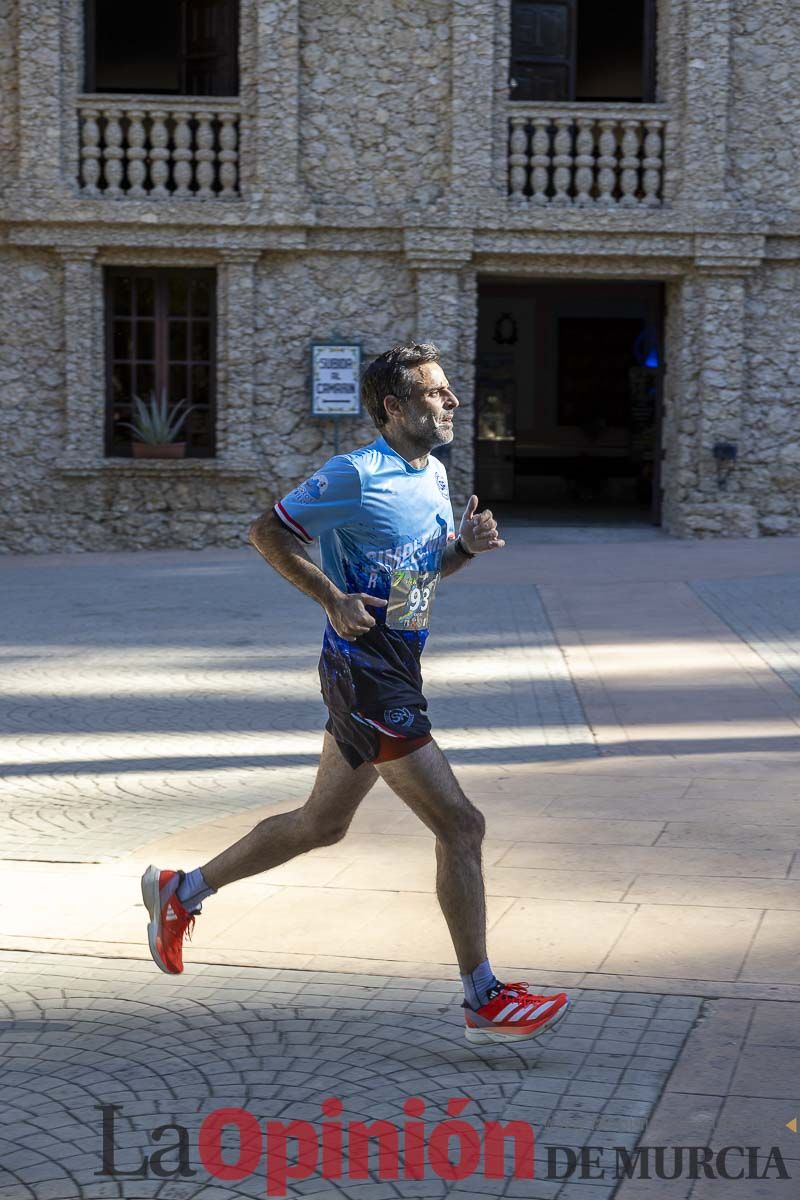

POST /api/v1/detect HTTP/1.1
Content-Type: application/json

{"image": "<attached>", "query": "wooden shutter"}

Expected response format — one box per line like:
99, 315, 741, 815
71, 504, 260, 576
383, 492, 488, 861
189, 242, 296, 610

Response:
510, 0, 577, 102
179, 0, 239, 96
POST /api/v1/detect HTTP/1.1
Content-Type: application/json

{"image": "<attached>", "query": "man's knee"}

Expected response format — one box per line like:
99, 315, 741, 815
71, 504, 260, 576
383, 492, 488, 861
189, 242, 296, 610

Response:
464, 801, 486, 844
302, 810, 350, 849
438, 797, 485, 846
313, 821, 349, 848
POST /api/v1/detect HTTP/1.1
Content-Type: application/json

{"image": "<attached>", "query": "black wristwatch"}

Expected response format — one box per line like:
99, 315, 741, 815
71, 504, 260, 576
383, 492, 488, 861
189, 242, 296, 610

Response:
454, 536, 476, 560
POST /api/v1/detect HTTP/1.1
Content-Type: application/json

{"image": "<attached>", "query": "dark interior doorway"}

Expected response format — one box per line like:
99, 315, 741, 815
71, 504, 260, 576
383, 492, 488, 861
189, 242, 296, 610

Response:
85, 0, 239, 95
475, 280, 664, 523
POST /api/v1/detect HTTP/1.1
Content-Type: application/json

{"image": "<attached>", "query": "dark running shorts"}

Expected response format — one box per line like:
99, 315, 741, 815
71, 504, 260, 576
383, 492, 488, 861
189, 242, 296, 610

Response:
319, 622, 433, 769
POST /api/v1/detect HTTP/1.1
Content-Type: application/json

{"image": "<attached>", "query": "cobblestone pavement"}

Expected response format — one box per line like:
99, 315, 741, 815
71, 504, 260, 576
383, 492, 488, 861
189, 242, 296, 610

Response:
0, 951, 701, 1200
4, 538, 800, 1198
692, 574, 800, 701
0, 551, 594, 863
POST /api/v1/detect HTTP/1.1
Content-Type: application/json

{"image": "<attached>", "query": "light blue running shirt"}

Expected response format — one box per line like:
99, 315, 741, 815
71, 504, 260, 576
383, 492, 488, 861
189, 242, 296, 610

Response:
275, 435, 455, 641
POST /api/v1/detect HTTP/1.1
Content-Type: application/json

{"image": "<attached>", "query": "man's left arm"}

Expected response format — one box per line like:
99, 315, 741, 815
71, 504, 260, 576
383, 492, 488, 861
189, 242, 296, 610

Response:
441, 494, 505, 577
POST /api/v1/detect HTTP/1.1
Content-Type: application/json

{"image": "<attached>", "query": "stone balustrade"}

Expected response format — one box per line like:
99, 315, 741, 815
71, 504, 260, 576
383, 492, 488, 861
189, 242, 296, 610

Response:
508, 104, 668, 207
76, 96, 240, 198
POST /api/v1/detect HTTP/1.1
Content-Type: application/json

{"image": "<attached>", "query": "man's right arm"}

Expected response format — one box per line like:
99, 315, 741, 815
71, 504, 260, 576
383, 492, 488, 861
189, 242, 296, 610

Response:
248, 511, 386, 641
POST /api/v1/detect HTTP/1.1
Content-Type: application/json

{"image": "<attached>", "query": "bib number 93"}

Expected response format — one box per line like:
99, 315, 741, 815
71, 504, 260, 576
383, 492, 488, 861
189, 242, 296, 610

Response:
407, 583, 430, 614
387, 569, 440, 631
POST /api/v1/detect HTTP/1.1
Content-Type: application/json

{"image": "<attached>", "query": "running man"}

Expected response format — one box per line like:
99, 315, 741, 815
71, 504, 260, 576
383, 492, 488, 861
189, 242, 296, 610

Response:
142, 343, 570, 1043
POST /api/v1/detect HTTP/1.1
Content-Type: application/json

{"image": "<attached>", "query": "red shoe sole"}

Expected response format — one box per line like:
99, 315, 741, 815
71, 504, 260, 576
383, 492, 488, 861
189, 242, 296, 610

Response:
141, 865, 180, 975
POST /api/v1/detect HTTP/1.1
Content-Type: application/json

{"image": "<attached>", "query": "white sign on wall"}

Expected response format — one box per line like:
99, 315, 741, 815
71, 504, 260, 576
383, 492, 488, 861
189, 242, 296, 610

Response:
311, 343, 361, 416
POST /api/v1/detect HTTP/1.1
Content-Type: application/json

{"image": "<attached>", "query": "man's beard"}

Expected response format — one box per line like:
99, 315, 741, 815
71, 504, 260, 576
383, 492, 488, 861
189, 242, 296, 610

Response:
409, 416, 454, 452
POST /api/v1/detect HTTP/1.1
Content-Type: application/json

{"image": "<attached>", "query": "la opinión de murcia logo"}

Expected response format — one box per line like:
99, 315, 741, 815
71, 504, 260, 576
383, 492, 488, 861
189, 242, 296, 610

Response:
95, 1101, 792, 1196
97, 1099, 532, 1194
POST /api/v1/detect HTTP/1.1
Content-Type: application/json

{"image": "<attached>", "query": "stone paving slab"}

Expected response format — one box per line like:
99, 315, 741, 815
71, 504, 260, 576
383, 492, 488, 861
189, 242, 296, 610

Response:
540, 572, 800, 764
692, 574, 800, 701
614, 996, 800, 1199
0, 552, 595, 863
4, 540, 800, 1197
0, 951, 700, 1200
5, 546, 800, 998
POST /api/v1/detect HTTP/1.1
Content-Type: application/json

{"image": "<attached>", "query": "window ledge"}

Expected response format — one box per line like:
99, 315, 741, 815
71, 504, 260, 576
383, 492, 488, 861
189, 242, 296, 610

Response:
507, 100, 669, 115
57, 458, 261, 479
77, 93, 242, 109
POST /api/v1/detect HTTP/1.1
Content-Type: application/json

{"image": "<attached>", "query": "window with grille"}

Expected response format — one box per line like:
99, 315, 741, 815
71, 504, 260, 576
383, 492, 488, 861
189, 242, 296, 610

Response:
510, 0, 656, 102
85, 0, 239, 95
105, 268, 216, 458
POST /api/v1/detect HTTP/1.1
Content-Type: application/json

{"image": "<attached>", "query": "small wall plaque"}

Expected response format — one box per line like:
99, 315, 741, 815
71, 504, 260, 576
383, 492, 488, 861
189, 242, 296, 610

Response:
311, 343, 361, 416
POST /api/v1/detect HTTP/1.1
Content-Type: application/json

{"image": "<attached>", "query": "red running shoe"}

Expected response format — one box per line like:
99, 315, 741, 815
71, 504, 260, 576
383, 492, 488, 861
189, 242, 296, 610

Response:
464, 982, 570, 1044
141, 865, 195, 975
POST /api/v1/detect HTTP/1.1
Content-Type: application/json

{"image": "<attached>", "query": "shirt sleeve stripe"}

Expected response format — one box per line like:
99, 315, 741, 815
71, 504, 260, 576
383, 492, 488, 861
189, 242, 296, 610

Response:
274, 502, 313, 544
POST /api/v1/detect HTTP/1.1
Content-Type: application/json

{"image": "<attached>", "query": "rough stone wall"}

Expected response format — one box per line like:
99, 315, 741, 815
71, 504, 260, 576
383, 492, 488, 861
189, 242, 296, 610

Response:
741, 262, 800, 534
659, 276, 700, 534
729, 1, 800, 210
0, 248, 247, 554
663, 272, 757, 539
2, 0, 800, 550
252, 249, 475, 514
0, 0, 17, 185
299, 0, 451, 213
0, 249, 433, 553
0, 250, 68, 552
37, 469, 257, 553
254, 251, 417, 494
663, 261, 800, 539
12, 243, 799, 550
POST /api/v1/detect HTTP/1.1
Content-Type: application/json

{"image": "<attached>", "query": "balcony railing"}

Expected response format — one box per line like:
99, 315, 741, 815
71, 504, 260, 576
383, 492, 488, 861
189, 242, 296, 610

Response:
76, 95, 241, 198
507, 103, 668, 207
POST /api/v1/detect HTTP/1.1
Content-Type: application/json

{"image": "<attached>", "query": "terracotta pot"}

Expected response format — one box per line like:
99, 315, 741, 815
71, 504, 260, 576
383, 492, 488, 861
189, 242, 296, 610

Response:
132, 442, 187, 460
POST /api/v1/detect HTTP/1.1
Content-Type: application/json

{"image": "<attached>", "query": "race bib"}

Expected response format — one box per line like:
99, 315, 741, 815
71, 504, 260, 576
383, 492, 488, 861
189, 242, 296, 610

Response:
386, 568, 440, 631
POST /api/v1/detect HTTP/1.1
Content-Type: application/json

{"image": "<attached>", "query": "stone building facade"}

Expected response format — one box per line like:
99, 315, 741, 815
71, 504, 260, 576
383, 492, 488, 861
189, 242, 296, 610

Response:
1, 0, 799, 551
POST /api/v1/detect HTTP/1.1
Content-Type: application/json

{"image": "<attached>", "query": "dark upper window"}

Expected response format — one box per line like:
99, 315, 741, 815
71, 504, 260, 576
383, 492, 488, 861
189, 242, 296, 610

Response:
85, 1, 239, 96
105, 268, 216, 458
510, 0, 656, 103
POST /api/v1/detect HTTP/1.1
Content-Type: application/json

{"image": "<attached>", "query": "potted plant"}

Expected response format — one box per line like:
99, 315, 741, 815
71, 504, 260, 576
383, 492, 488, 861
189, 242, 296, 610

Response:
122, 390, 195, 460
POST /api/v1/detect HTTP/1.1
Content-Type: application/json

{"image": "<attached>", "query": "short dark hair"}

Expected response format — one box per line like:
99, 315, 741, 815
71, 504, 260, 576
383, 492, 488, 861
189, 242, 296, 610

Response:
361, 342, 440, 428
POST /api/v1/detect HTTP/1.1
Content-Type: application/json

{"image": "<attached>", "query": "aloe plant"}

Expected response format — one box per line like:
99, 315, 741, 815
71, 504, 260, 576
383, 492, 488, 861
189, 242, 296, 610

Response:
121, 390, 195, 445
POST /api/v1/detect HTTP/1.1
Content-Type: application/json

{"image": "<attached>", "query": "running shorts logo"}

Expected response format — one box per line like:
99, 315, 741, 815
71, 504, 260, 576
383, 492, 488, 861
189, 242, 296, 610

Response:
385, 706, 414, 730
292, 473, 329, 503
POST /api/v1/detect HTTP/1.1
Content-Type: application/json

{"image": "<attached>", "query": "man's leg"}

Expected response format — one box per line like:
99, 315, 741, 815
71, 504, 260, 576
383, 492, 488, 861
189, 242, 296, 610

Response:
142, 732, 377, 973
376, 737, 570, 1043
375, 738, 486, 974
201, 732, 378, 889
